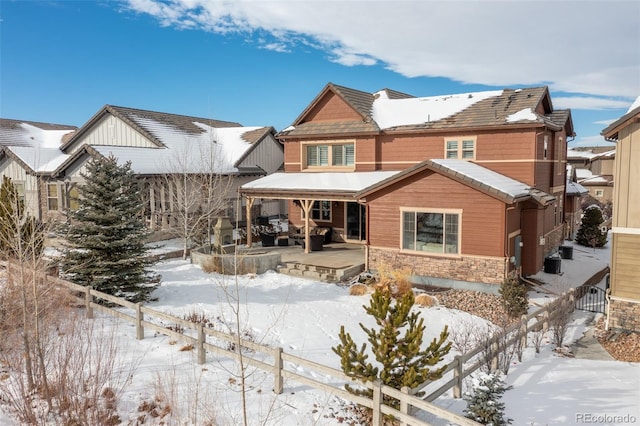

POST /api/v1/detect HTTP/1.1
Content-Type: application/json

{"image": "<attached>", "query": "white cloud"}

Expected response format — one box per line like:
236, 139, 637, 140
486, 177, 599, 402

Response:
594, 119, 617, 126
123, 0, 640, 100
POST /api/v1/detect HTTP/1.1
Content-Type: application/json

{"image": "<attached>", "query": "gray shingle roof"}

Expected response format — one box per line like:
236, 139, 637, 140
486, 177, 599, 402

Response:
279, 84, 572, 138
0, 118, 76, 147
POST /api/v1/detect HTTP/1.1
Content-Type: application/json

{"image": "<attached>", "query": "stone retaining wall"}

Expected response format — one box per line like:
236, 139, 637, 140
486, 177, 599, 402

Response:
191, 247, 281, 275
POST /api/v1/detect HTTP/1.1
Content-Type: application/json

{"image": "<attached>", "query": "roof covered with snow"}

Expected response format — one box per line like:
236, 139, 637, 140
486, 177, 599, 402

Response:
0, 119, 76, 172
279, 84, 572, 138
566, 180, 588, 196
1, 108, 273, 176
242, 159, 552, 206
428, 159, 533, 201
567, 148, 597, 160
241, 171, 402, 199
602, 94, 640, 140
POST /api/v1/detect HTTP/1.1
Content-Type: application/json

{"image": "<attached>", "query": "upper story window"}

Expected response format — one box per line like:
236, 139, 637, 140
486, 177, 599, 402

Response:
445, 137, 475, 160
304, 142, 354, 169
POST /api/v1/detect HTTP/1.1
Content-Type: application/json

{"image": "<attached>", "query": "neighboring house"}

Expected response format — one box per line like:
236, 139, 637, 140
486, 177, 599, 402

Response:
0, 119, 77, 217
241, 83, 573, 286
567, 147, 615, 203
601, 96, 640, 332
579, 149, 615, 202
0, 107, 284, 229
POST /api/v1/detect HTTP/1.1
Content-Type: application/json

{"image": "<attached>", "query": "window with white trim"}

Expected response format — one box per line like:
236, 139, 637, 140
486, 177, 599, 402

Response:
402, 210, 460, 254
14, 182, 25, 205
305, 142, 354, 169
47, 184, 59, 211
68, 185, 80, 211
595, 189, 604, 198
301, 200, 332, 222
445, 137, 475, 159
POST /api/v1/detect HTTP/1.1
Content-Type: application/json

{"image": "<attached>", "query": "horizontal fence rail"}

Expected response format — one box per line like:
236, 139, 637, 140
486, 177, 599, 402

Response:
7, 262, 607, 425
1, 261, 481, 426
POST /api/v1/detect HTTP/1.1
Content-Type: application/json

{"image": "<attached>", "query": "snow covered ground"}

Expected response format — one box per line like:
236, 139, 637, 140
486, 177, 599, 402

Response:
1, 237, 638, 425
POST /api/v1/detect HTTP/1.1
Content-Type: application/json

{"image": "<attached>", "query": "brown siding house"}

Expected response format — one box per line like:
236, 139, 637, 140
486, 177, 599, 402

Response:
241, 83, 574, 287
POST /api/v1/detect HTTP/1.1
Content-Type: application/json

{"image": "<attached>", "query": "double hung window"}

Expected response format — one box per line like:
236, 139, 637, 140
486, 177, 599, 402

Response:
445, 138, 475, 160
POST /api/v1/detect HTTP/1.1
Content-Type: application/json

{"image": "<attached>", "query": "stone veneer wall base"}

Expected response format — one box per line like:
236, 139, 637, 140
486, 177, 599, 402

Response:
609, 297, 640, 333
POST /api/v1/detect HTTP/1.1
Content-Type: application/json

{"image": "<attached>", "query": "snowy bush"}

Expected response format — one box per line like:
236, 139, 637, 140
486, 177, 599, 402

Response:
464, 372, 512, 425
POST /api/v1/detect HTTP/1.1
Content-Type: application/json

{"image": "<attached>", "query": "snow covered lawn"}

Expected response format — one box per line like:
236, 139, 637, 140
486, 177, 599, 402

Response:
2, 237, 638, 425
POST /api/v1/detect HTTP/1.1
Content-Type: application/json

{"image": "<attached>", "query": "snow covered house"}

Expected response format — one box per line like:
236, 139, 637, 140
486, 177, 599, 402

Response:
0, 106, 283, 230
0, 119, 78, 218
241, 83, 574, 285
579, 149, 615, 203
601, 96, 640, 332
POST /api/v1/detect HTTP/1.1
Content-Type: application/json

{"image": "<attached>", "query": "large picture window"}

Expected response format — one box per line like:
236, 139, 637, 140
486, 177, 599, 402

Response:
445, 137, 475, 160
402, 210, 460, 254
305, 142, 354, 169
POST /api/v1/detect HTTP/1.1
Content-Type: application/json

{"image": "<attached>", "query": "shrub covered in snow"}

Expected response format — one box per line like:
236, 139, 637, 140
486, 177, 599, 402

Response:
464, 372, 512, 425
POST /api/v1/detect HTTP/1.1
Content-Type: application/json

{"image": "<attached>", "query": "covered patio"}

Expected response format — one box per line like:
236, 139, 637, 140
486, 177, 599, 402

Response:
239, 170, 401, 254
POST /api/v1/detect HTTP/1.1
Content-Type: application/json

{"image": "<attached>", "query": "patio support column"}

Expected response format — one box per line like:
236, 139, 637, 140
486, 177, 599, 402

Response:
245, 196, 255, 247
149, 183, 157, 229
301, 199, 313, 254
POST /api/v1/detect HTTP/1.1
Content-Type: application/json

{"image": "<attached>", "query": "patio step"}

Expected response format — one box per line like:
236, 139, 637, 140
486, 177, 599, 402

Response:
278, 262, 363, 283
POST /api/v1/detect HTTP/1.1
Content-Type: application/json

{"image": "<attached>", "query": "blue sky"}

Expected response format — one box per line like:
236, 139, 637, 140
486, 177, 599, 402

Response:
1, 1, 638, 147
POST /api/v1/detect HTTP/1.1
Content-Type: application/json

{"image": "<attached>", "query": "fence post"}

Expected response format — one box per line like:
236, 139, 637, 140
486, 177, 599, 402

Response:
273, 347, 283, 395
372, 380, 383, 426
85, 289, 93, 319
135, 303, 144, 340
453, 355, 463, 398
400, 386, 410, 426
490, 339, 499, 372
197, 323, 205, 364
519, 314, 528, 362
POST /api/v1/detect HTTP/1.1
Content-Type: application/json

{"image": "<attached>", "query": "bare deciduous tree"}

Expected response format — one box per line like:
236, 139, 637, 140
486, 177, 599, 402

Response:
160, 139, 234, 259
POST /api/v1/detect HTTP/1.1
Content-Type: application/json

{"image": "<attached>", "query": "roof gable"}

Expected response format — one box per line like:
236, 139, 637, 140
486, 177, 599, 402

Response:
62, 105, 242, 151
358, 159, 553, 205
602, 95, 640, 141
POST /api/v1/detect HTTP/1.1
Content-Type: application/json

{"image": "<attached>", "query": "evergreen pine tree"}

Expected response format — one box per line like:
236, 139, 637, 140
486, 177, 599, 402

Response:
464, 372, 512, 425
332, 288, 451, 409
575, 206, 607, 248
0, 176, 43, 260
61, 155, 158, 302
499, 276, 529, 318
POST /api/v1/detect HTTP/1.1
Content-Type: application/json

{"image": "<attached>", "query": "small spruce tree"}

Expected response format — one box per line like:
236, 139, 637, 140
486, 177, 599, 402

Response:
575, 206, 607, 248
332, 288, 451, 409
464, 372, 512, 425
499, 276, 529, 319
61, 155, 158, 302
